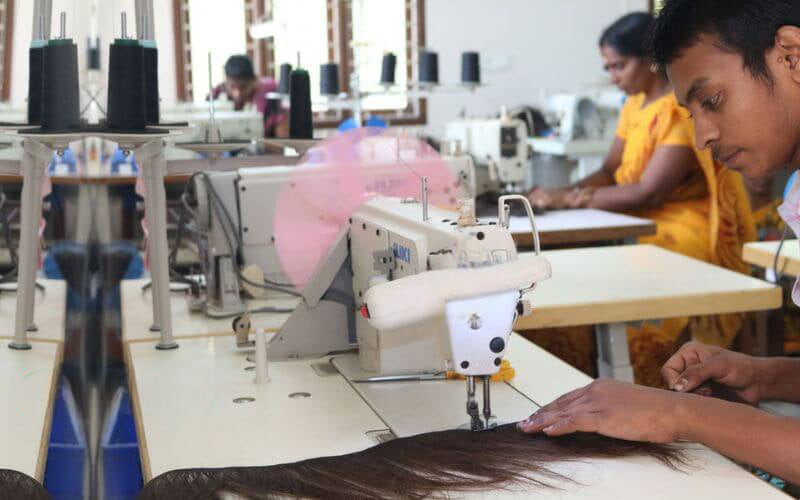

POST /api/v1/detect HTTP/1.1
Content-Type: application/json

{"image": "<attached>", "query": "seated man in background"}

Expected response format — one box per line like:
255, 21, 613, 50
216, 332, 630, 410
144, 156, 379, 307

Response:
211, 55, 289, 138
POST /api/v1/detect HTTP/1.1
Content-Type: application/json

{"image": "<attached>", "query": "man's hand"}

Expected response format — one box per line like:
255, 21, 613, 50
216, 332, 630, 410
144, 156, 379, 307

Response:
661, 341, 766, 405
517, 379, 690, 443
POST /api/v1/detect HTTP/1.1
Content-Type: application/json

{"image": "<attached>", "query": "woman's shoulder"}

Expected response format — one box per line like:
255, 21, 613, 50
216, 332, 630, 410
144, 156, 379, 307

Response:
657, 92, 689, 118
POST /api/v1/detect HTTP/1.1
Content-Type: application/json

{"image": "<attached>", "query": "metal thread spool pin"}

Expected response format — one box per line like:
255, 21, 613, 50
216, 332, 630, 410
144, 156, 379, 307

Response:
121, 12, 128, 39
59, 12, 66, 39
422, 177, 429, 221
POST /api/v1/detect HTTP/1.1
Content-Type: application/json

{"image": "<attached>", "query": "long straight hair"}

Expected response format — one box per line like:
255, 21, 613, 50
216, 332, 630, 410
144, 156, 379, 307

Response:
139, 424, 689, 499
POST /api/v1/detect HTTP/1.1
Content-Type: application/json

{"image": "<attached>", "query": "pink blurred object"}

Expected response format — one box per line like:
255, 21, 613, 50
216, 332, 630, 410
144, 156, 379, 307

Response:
274, 128, 458, 287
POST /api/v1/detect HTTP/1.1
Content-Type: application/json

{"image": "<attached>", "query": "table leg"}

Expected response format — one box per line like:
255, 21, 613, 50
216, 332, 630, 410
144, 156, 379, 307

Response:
25, 178, 46, 334
141, 164, 162, 332
140, 143, 177, 350
10, 144, 47, 350
595, 322, 634, 382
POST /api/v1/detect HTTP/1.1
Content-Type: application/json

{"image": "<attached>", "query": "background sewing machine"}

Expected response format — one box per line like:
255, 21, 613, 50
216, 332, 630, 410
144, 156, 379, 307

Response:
529, 89, 624, 187
161, 103, 264, 160
444, 110, 530, 197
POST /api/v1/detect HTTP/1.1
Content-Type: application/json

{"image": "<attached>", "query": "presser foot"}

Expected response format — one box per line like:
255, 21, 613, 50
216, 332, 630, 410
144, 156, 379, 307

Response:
464, 375, 497, 432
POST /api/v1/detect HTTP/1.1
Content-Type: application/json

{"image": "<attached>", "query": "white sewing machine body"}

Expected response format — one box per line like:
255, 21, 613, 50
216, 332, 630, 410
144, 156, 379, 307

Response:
444, 115, 529, 195
350, 198, 525, 375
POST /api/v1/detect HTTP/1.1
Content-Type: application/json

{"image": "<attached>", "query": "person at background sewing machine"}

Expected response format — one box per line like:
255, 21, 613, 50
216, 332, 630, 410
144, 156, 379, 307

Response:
210, 54, 289, 138
521, 0, 800, 486
523, 12, 755, 387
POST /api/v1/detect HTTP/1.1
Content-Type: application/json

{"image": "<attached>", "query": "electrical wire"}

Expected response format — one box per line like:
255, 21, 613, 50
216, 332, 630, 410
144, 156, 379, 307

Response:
206, 305, 295, 320
772, 226, 790, 283
197, 172, 301, 296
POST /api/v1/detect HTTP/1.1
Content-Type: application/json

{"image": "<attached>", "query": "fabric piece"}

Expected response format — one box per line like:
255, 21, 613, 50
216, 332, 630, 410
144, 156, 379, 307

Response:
778, 176, 800, 306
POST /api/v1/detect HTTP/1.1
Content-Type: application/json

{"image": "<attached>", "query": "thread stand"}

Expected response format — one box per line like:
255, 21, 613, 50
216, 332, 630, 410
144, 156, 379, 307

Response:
7, 135, 70, 350
101, 130, 183, 350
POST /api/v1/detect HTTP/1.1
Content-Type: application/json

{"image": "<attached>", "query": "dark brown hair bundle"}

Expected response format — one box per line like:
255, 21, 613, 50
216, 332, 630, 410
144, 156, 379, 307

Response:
139, 424, 689, 499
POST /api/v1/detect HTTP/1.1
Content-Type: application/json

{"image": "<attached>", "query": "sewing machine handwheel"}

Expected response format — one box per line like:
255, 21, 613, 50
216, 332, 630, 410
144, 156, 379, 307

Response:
232, 315, 252, 335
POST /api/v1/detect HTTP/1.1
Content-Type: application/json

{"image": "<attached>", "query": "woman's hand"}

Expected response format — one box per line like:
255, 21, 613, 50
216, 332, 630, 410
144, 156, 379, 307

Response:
527, 187, 595, 210
527, 187, 569, 210
661, 341, 766, 405
517, 379, 690, 443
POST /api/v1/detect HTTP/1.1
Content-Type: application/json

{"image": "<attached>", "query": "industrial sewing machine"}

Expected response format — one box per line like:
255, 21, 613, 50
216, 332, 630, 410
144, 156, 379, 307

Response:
189, 160, 550, 430
162, 104, 264, 150
542, 89, 623, 142
444, 110, 530, 196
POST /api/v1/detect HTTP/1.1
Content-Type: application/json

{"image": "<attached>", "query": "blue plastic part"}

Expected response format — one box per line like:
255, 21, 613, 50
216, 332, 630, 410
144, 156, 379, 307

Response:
337, 115, 388, 132
44, 378, 86, 500
48, 150, 77, 175
102, 387, 143, 499
784, 170, 798, 200
43, 251, 63, 280
110, 149, 139, 175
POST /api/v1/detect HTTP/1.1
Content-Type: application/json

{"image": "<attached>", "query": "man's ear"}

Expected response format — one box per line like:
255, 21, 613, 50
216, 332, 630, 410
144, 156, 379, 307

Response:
774, 26, 800, 84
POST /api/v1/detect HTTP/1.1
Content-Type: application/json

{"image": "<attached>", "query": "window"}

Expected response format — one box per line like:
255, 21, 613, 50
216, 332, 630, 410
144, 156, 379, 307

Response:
271, 0, 328, 106
350, 0, 408, 111
173, 0, 426, 126
188, 0, 247, 105
0, 0, 13, 102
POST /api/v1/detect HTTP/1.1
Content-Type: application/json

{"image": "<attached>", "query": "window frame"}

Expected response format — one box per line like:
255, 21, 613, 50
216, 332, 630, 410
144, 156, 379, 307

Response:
0, 0, 14, 102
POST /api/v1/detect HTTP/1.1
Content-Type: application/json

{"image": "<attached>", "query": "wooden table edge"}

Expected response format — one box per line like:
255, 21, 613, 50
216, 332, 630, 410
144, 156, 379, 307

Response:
516, 287, 782, 330
514, 223, 657, 246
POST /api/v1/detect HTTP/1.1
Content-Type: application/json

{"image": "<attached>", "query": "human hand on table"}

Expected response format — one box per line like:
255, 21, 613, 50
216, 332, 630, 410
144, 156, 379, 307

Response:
661, 341, 765, 405
516, 379, 689, 443
527, 187, 593, 210
527, 187, 568, 210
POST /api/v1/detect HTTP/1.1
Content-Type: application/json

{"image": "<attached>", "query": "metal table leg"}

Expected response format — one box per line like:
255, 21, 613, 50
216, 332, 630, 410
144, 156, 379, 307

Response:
10, 141, 50, 350
138, 140, 177, 350
595, 322, 634, 382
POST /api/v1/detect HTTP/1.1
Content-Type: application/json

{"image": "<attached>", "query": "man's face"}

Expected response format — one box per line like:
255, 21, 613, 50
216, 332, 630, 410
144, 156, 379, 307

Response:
225, 77, 256, 106
667, 35, 800, 179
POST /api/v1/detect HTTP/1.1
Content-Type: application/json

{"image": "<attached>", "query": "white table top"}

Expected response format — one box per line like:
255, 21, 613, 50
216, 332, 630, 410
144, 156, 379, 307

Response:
126, 335, 386, 481
528, 137, 612, 158
491, 208, 656, 246
0, 279, 66, 342
0, 340, 62, 481
128, 333, 785, 498
517, 245, 781, 329
121, 279, 299, 343
743, 239, 800, 277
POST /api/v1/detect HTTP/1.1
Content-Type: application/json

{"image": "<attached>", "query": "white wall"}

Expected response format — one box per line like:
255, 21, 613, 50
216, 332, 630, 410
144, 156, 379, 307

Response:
422, 0, 649, 137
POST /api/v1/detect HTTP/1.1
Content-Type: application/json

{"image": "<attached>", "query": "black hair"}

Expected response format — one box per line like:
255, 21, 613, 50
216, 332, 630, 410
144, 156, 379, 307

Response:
599, 12, 656, 58
225, 55, 256, 80
648, 0, 800, 81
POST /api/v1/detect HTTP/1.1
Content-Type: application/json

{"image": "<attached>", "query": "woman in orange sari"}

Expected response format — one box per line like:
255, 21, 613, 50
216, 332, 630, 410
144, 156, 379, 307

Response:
526, 12, 756, 386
